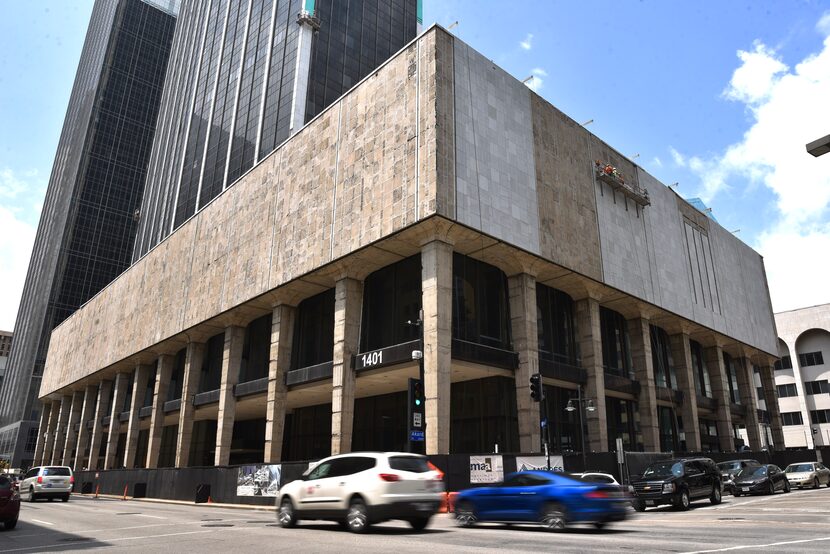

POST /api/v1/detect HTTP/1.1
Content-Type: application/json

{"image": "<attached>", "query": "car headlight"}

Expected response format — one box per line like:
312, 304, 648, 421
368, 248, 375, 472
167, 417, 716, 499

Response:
662, 483, 675, 493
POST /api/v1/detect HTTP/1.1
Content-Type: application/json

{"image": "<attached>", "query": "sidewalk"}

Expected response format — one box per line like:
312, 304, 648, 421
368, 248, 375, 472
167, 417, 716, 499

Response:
75, 492, 277, 512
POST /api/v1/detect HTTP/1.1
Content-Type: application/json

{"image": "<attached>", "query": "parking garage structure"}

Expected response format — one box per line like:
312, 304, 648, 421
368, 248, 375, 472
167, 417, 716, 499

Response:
34, 27, 783, 472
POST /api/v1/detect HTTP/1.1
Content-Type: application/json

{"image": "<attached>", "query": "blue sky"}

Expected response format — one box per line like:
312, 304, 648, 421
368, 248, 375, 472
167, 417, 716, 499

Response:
0, 0, 829, 330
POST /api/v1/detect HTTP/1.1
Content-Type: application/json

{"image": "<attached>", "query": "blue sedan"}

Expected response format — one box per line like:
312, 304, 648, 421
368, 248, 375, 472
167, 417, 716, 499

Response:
455, 471, 629, 531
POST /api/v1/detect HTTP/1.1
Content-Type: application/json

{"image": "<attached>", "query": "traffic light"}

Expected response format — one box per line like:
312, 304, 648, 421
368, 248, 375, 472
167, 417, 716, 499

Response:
813, 427, 818, 435
529, 373, 543, 402
409, 378, 425, 409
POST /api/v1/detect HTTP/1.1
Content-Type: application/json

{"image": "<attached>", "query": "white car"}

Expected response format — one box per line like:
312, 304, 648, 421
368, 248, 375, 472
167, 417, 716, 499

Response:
278, 452, 444, 533
19, 466, 74, 502
783, 462, 830, 489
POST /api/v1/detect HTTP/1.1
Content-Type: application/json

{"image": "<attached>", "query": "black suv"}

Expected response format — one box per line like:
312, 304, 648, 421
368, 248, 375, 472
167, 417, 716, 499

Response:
631, 457, 722, 511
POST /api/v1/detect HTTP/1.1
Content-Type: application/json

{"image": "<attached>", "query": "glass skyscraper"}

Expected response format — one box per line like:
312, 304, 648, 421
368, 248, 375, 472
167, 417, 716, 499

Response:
0, 0, 177, 467
133, 0, 420, 259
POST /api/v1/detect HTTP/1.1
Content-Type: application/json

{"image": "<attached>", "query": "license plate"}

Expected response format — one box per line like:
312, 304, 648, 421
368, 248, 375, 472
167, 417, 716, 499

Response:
741, 487, 749, 492
414, 502, 432, 511
44, 483, 52, 488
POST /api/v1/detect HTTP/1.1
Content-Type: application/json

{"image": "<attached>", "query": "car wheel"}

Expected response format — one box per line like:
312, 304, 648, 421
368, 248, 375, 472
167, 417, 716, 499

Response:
346, 498, 370, 534
733, 492, 741, 497
814, 478, 820, 489
710, 485, 722, 505
540, 502, 567, 531
47, 497, 53, 502
408, 517, 430, 532
4, 518, 18, 530
593, 521, 606, 530
28, 487, 36, 503
673, 490, 690, 511
632, 499, 646, 512
767, 482, 775, 495
455, 501, 477, 527
278, 497, 298, 528
784, 481, 791, 493
62, 494, 69, 502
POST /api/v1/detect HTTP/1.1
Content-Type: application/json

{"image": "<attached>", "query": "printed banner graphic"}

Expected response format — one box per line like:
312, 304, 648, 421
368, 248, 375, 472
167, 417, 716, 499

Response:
469, 455, 504, 483
237, 464, 282, 497
516, 455, 564, 472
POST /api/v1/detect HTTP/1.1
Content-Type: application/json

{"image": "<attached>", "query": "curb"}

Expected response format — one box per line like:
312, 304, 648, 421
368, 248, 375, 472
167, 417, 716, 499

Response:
75, 493, 276, 512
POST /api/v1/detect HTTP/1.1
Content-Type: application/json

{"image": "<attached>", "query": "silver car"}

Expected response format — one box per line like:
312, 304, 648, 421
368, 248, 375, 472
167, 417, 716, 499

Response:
783, 462, 830, 489
19, 466, 74, 502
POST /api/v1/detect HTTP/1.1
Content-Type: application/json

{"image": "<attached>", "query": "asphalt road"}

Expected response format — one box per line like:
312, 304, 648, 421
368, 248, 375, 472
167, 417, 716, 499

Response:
2, 487, 830, 553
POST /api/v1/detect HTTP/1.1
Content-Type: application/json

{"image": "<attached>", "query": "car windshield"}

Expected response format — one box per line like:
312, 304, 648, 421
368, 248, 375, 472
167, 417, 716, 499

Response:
0, 476, 10, 490
717, 462, 740, 471
786, 464, 814, 473
737, 466, 767, 478
643, 462, 683, 478
42, 467, 71, 476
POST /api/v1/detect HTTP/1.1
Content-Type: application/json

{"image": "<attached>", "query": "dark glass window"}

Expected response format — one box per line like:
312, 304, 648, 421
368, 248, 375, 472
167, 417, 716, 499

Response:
722, 352, 741, 404
690, 339, 712, 397
167, 348, 186, 401
450, 377, 518, 454
536, 285, 577, 365
650, 325, 676, 389
199, 333, 225, 393
805, 380, 830, 395
699, 418, 719, 452
353, 391, 407, 453
282, 402, 332, 461
774, 356, 793, 370
600, 308, 632, 378
388, 456, 430, 473
776, 383, 798, 398
781, 412, 804, 426
291, 289, 335, 369
543, 385, 582, 453
240, 313, 272, 382
606, 396, 640, 452
799, 351, 825, 367
658, 406, 679, 452
360, 255, 421, 351
452, 254, 511, 350
810, 410, 830, 424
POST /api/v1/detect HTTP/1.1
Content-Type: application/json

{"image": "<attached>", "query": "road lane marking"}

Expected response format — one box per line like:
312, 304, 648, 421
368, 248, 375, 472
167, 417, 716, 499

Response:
134, 514, 166, 519
29, 519, 53, 526
682, 535, 830, 553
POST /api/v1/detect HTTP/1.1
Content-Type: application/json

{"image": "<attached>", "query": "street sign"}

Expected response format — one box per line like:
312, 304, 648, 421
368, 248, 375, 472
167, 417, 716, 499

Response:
410, 430, 425, 441
413, 412, 422, 428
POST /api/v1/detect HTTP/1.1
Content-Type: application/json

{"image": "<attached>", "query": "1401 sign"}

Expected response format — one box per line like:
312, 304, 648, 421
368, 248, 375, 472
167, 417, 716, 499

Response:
360, 350, 384, 368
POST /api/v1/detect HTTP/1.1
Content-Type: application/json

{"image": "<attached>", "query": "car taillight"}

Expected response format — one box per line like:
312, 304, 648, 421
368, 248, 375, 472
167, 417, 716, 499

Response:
70, 476, 75, 484
584, 490, 608, 499
37, 476, 43, 484
379, 473, 400, 482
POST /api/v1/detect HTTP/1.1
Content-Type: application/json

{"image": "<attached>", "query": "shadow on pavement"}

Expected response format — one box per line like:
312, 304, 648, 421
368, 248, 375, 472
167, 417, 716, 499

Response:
0, 504, 112, 552
286, 522, 452, 535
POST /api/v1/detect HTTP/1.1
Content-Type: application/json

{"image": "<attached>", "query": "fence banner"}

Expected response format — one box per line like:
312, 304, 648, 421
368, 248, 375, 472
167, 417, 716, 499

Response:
516, 455, 564, 472
237, 464, 282, 497
469, 455, 504, 483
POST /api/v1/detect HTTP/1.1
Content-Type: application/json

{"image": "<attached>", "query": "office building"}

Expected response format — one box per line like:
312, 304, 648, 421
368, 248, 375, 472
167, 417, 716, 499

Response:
35, 27, 782, 473
133, 0, 421, 259
773, 303, 830, 449
0, 0, 178, 467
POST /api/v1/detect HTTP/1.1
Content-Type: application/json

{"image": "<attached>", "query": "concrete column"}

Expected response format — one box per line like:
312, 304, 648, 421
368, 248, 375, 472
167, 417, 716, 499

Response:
704, 346, 735, 452
574, 298, 607, 452
61, 391, 84, 465
331, 278, 363, 455
124, 364, 153, 468
176, 342, 205, 468
669, 333, 702, 452
628, 318, 660, 452
41, 400, 61, 465
33, 403, 51, 466
422, 240, 453, 455
88, 380, 112, 470
736, 358, 762, 450
104, 372, 130, 469
146, 354, 174, 468
51, 396, 72, 465
508, 273, 540, 453
74, 385, 98, 471
759, 364, 785, 450
215, 326, 245, 466
265, 305, 295, 463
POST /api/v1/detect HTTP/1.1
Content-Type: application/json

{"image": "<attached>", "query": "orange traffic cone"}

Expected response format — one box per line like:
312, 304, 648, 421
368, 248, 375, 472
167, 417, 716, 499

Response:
122, 485, 128, 500
207, 496, 213, 504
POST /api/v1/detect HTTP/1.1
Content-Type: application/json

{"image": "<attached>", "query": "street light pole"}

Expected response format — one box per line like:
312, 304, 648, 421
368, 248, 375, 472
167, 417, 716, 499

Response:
566, 387, 595, 472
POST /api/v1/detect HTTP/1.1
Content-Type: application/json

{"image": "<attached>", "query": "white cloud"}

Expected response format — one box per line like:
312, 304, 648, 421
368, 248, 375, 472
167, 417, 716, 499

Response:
0, 204, 37, 330
525, 68, 547, 92
678, 20, 830, 311
520, 33, 533, 50
651, 156, 663, 168
669, 146, 686, 167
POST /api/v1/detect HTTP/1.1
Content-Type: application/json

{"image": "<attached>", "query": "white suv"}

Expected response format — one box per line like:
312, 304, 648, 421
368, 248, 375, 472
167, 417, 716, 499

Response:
278, 452, 444, 533
20, 466, 74, 502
